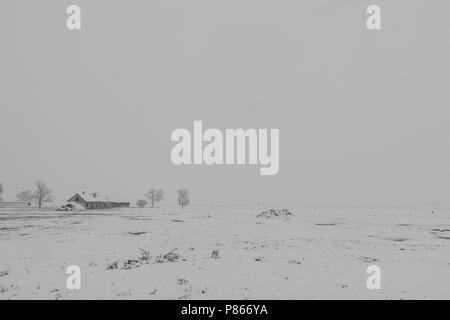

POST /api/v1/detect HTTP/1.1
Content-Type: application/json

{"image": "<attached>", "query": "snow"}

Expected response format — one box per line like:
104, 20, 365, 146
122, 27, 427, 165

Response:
0, 206, 449, 299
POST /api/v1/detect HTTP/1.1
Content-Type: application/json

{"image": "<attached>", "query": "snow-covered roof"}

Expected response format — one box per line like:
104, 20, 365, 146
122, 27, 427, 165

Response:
72, 193, 112, 203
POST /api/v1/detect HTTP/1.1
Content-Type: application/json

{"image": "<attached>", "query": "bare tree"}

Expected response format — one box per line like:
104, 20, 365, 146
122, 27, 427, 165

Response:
145, 189, 164, 208
177, 189, 189, 208
136, 199, 148, 208
17, 190, 34, 203
0, 183, 3, 202
34, 180, 54, 209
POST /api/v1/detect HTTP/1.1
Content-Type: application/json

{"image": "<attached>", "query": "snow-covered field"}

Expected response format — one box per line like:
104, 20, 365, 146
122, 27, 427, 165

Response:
0, 206, 449, 299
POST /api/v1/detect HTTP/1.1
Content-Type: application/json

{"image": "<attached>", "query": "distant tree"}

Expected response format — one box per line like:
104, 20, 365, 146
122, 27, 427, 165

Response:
145, 189, 165, 208
136, 199, 148, 208
17, 190, 34, 203
0, 183, 3, 202
34, 180, 54, 209
177, 189, 189, 208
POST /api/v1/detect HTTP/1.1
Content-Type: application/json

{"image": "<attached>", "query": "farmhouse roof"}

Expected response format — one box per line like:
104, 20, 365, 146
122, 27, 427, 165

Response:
73, 193, 112, 203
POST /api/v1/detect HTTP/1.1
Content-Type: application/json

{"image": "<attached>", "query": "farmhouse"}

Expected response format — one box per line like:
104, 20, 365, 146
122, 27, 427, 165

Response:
67, 192, 130, 210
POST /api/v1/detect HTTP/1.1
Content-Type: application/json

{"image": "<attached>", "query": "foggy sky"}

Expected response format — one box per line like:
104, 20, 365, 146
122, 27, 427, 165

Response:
1, 0, 449, 206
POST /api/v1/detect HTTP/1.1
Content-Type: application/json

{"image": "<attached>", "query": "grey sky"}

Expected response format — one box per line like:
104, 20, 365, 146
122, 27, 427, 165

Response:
1, 0, 449, 206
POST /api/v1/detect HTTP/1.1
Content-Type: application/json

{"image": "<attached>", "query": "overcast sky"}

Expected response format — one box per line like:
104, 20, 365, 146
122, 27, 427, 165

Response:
1, 0, 449, 207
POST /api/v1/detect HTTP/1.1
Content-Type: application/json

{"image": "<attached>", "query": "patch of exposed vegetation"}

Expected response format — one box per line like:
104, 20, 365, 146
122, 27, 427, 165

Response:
287, 258, 302, 265
431, 228, 450, 232
106, 248, 180, 270
257, 209, 293, 219
388, 238, 410, 242
0, 270, 10, 278
211, 249, 220, 259
358, 256, 379, 263
127, 231, 147, 236
155, 249, 180, 263
106, 261, 119, 270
